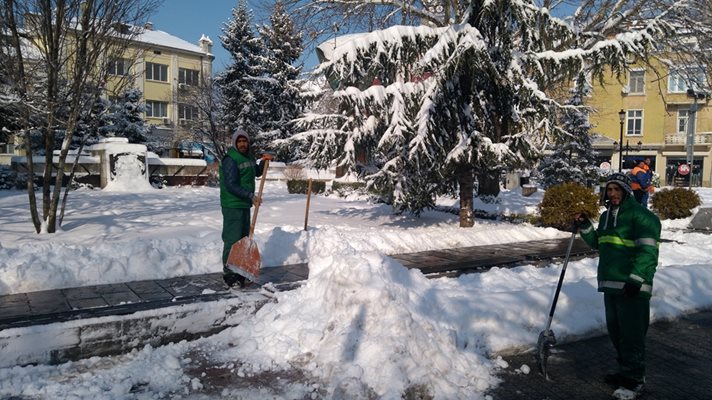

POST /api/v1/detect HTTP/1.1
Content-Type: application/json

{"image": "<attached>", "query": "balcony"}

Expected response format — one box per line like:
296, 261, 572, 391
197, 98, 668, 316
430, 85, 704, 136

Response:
664, 132, 712, 145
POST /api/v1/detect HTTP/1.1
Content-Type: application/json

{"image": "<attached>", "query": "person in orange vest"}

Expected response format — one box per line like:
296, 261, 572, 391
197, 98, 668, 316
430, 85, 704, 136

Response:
629, 159, 651, 207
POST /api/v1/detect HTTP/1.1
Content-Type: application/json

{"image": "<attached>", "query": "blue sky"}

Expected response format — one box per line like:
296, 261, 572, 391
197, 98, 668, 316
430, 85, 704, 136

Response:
150, 0, 320, 74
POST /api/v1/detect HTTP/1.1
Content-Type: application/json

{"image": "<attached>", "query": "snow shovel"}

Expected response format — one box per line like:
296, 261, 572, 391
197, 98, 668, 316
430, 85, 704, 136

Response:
534, 225, 577, 380
225, 159, 270, 282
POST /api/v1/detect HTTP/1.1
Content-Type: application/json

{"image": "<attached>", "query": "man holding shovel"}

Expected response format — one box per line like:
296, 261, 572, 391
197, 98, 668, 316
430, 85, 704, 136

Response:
219, 128, 271, 288
576, 172, 661, 400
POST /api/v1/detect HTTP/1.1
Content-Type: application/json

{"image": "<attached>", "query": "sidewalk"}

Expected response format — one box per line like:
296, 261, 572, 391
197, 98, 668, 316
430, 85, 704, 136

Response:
0, 237, 595, 332
488, 309, 712, 400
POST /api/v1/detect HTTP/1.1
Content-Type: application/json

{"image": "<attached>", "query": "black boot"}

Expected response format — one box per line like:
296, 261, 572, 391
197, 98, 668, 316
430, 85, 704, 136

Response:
223, 273, 245, 288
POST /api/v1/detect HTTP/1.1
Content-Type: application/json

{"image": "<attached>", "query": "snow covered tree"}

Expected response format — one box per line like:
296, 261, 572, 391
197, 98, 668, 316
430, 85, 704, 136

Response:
102, 89, 150, 146
217, 0, 266, 147
291, 0, 675, 227
256, 0, 304, 161
72, 90, 110, 150
538, 75, 601, 189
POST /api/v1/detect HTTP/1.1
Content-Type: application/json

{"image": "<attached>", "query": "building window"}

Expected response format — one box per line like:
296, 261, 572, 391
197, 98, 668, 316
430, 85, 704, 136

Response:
178, 68, 199, 86
668, 66, 706, 93
107, 59, 130, 76
145, 100, 168, 118
678, 109, 690, 133
626, 110, 643, 136
178, 104, 198, 120
146, 62, 168, 82
628, 70, 645, 94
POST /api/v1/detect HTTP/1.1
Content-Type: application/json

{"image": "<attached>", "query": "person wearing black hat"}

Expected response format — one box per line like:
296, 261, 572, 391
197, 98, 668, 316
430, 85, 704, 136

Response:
576, 173, 661, 398
219, 128, 271, 288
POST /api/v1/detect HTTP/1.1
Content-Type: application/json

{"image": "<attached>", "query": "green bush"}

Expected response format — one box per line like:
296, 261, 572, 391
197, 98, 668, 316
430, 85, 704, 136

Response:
538, 182, 600, 231
650, 187, 701, 219
332, 181, 367, 196
286, 179, 326, 194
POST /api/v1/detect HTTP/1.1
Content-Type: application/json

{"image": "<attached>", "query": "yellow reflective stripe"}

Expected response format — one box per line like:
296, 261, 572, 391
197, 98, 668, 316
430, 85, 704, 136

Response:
238, 161, 254, 170
598, 235, 635, 247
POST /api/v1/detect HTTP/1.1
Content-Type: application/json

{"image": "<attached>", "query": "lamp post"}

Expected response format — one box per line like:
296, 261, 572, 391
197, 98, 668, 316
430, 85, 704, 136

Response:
686, 89, 706, 188
623, 140, 643, 160
618, 109, 626, 171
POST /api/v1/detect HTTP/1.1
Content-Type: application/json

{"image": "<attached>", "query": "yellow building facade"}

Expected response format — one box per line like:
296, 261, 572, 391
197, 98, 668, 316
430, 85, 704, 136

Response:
1, 22, 214, 160
105, 23, 214, 149
588, 61, 710, 187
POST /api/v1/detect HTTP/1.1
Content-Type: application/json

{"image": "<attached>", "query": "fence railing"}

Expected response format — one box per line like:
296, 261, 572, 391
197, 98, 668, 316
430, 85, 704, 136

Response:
664, 132, 712, 145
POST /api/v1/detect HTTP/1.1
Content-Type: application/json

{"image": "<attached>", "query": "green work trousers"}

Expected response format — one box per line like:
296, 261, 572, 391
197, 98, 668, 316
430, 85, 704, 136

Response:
221, 207, 250, 273
604, 293, 650, 382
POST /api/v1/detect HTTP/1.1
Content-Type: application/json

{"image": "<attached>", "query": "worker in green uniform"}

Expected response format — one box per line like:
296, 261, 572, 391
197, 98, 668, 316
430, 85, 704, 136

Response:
219, 128, 271, 287
576, 172, 661, 397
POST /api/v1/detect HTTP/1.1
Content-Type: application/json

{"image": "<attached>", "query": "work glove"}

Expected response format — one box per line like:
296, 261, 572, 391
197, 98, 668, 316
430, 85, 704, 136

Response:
573, 212, 590, 231
622, 282, 641, 297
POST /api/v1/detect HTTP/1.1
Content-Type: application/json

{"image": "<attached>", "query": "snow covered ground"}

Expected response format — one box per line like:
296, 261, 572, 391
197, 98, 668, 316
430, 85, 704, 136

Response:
0, 182, 711, 399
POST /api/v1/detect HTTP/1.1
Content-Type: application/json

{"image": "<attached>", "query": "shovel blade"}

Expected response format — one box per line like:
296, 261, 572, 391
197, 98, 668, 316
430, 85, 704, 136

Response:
534, 329, 556, 380
226, 236, 261, 282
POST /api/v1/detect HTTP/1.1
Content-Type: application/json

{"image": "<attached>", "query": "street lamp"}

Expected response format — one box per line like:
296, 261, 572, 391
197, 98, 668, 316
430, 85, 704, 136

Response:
618, 109, 626, 171
686, 89, 706, 188
624, 140, 643, 166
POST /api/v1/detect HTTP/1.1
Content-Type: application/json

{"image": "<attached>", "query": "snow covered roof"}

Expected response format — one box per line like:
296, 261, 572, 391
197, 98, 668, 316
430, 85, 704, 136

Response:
134, 27, 211, 56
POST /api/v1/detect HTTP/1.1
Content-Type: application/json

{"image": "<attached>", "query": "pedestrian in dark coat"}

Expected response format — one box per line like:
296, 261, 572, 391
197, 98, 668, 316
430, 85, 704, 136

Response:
629, 159, 651, 207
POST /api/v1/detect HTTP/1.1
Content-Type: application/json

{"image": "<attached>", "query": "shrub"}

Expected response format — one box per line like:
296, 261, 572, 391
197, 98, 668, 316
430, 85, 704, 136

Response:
287, 179, 326, 194
332, 181, 367, 197
538, 182, 600, 231
0, 169, 39, 190
650, 187, 701, 219
282, 164, 306, 180
0, 167, 18, 190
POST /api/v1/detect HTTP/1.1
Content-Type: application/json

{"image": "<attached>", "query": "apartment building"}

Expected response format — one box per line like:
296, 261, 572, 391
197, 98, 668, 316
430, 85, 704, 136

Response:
105, 22, 214, 148
0, 20, 214, 161
587, 60, 711, 187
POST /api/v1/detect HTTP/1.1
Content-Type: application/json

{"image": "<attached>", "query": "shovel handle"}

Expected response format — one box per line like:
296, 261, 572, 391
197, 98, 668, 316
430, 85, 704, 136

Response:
249, 159, 269, 238
544, 229, 577, 331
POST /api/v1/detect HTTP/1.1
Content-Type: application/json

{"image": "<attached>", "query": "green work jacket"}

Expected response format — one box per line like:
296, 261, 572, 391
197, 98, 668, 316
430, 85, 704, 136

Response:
219, 148, 256, 209
580, 196, 661, 298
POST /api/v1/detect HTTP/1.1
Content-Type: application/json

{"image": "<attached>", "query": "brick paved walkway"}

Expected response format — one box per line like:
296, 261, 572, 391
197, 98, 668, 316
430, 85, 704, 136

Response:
488, 309, 712, 400
0, 238, 595, 331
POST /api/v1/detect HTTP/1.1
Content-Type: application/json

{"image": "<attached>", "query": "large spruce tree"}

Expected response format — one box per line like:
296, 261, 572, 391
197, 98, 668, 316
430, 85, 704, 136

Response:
538, 76, 601, 189
292, 0, 670, 227
217, 0, 265, 144
256, 0, 304, 160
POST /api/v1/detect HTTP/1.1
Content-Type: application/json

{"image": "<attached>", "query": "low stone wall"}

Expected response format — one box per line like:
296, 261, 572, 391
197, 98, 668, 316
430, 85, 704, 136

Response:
11, 156, 215, 187
0, 292, 270, 368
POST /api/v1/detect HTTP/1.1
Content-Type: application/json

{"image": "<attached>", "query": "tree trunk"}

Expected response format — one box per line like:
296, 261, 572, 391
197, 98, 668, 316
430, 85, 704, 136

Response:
456, 166, 475, 228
